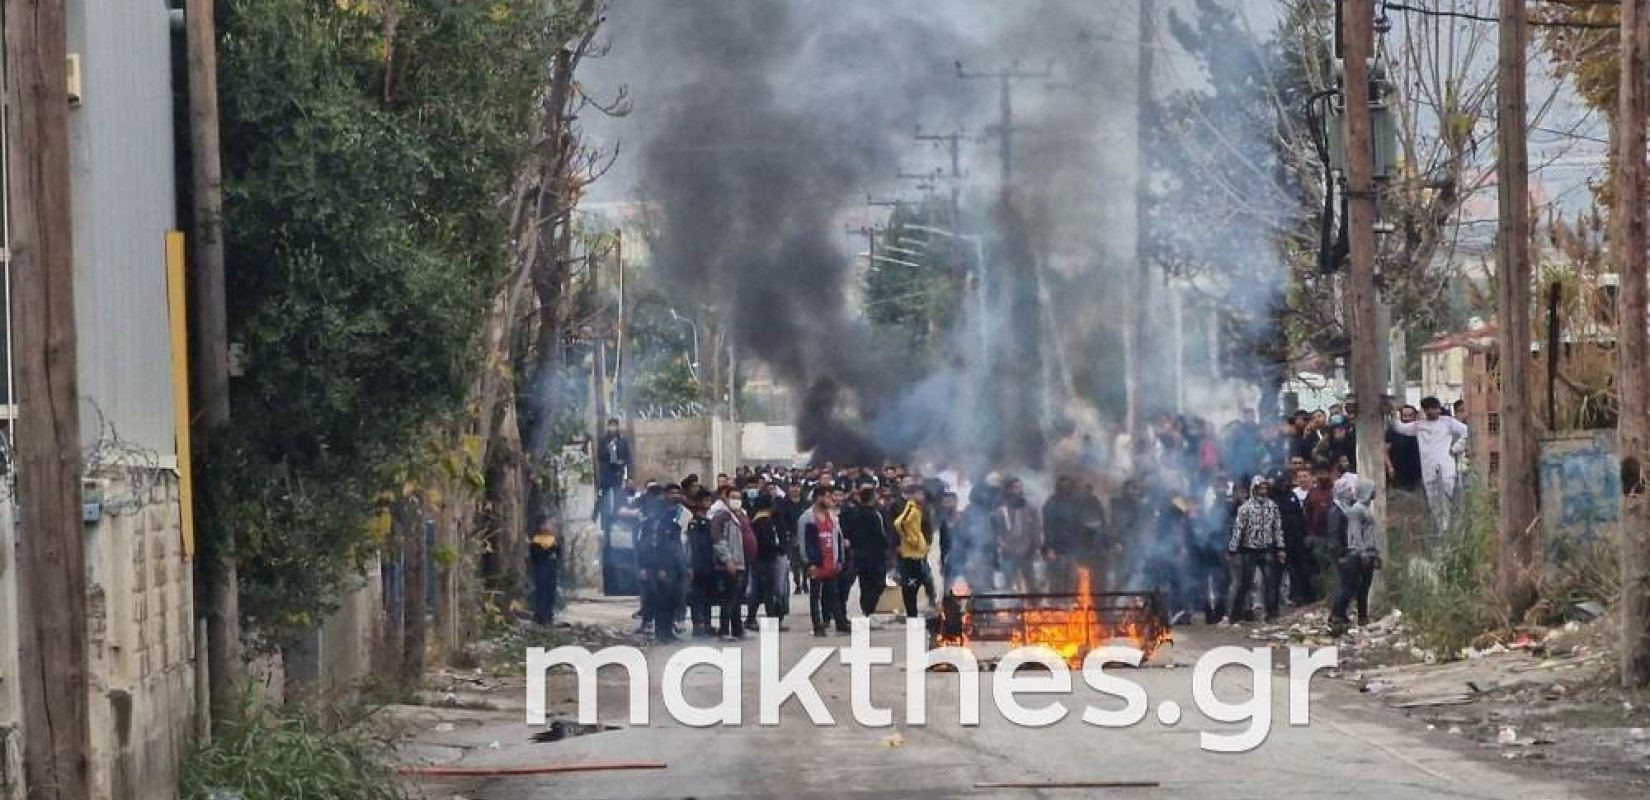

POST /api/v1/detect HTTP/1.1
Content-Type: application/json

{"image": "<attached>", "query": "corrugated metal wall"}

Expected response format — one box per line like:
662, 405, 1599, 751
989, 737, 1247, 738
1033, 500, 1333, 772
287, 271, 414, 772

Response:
65, 0, 179, 457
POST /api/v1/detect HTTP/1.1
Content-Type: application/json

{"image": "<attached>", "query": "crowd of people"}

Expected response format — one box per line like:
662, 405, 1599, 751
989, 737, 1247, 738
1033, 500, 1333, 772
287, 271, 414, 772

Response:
559, 399, 1471, 641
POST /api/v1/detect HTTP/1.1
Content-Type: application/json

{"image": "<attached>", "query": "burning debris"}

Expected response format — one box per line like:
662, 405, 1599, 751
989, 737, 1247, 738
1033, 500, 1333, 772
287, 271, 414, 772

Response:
928, 568, 1172, 668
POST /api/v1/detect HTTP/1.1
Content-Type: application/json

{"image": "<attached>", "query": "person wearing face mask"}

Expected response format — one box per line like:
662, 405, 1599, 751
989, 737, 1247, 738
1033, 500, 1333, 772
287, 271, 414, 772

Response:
709, 486, 748, 641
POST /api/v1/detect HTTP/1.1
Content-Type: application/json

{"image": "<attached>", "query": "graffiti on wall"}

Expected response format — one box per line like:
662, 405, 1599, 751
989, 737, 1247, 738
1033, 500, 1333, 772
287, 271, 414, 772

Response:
1539, 432, 1621, 551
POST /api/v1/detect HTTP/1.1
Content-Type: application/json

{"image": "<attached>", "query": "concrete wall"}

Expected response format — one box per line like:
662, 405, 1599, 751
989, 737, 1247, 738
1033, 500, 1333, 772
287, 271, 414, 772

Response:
740, 422, 799, 464
631, 416, 741, 484
285, 565, 383, 695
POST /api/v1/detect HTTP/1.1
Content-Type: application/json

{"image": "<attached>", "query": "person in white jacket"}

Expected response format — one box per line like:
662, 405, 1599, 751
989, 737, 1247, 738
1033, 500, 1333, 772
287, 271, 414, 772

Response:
1388, 396, 1469, 534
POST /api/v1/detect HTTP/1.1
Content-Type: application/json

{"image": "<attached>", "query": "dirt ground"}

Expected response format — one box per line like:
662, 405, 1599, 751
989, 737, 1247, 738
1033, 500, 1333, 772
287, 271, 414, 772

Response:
1242, 607, 1650, 794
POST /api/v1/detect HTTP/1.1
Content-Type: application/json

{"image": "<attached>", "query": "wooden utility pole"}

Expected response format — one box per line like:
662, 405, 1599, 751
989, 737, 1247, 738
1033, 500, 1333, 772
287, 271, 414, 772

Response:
1616, 0, 1650, 688
1343, 0, 1387, 583
185, 0, 242, 728
3, 1, 93, 797
1495, 0, 1539, 618
1128, 0, 1156, 441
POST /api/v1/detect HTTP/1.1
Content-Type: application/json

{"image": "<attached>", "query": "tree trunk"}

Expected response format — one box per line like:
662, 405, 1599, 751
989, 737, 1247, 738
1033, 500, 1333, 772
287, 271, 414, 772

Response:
1616, 0, 1650, 688
399, 496, 427, 682
4, 2, 92, 796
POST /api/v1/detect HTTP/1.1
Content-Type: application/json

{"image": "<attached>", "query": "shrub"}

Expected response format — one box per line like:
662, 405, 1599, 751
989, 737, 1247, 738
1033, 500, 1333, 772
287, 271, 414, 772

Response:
179, 703, 406, 800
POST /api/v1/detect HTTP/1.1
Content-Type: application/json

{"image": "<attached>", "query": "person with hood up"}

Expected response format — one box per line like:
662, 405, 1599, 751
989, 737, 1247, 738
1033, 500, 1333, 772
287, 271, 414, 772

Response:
993, 477, 1044, 592
1328, 477, 1380, 627
709, 486, 748, 640
1223, 475, 1286, 624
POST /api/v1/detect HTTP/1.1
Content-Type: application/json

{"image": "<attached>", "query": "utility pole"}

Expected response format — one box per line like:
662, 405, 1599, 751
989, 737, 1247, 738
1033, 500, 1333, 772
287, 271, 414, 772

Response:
4, 0, 92, 797
1495, 0, 1539, 618
613, 231, 626, 418
1129, 0, 1156, 440
1615, 0, 1650, 688
957, 62, 1049, 199
185, 0, 241, 729
1343, 0, 1388, 591
915, 128, 967, 224
958, 60, 1051, 466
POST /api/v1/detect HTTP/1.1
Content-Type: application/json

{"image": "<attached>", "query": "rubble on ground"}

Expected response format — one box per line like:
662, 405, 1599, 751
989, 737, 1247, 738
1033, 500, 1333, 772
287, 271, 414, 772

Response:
1242, 607, 1650, 789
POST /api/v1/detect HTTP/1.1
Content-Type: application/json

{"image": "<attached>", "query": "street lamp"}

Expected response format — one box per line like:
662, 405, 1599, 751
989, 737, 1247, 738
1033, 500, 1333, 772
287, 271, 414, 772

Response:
668, 309, 701, 380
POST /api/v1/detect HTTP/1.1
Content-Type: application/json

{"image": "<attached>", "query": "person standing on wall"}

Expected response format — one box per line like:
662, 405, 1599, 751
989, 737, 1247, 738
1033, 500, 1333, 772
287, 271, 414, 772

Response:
595, 417, 632, 535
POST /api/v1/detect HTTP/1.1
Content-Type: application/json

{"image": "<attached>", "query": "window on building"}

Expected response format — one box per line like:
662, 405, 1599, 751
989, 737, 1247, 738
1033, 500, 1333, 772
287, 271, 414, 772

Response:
1487, 412, 1501, 435
1489, 451, 1501, 481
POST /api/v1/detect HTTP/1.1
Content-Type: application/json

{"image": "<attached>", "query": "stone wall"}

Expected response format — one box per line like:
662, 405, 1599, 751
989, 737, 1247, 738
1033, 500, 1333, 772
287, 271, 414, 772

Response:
84, 470, 198, 800
0, 471, 197, 800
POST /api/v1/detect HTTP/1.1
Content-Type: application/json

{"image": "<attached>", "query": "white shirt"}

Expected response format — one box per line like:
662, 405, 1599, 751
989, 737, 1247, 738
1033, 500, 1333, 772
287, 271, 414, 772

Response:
1390, 415, 1470, 473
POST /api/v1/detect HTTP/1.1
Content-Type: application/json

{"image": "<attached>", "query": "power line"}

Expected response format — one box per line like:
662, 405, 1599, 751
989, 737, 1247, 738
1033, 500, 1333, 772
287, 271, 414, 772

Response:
1383, 2, 1618, 29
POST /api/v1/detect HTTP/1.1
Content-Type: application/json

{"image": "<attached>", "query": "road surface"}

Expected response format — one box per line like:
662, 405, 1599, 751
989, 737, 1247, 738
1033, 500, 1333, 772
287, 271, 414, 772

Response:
412, 597, 1620, 800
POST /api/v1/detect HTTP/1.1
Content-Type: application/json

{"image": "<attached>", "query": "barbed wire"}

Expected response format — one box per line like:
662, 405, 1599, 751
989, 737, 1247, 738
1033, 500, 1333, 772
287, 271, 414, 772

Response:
79, 398, 169, 518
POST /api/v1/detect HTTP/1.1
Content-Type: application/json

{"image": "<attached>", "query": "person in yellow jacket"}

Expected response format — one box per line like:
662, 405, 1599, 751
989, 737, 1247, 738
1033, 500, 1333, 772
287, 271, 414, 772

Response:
893, 486, 932, 618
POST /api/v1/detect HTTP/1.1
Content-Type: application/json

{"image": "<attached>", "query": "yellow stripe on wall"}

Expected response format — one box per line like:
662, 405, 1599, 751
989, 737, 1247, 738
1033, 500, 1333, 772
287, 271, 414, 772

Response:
166, 231, 197, 558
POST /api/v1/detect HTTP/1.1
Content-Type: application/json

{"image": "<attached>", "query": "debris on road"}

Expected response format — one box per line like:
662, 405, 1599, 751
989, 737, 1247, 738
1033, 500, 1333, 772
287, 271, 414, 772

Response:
396, 761, 668, 778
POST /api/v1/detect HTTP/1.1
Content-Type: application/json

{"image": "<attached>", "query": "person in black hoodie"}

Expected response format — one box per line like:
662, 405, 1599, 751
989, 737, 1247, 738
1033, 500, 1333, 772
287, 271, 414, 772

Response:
684, 488, 717, 637
842, 487, 892, 618
743, 494, 789, 629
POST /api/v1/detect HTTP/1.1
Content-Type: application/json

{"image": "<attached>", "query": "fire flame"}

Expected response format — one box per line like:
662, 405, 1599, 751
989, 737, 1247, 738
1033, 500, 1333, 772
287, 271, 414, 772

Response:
929, 568, 1172, 668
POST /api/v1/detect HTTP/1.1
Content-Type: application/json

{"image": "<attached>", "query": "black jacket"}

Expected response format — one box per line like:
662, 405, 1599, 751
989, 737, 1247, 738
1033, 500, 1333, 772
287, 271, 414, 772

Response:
841, 503, 891, 566
750, 509, 784, 562
596, 434, 631, 486
685, 516, 714, 574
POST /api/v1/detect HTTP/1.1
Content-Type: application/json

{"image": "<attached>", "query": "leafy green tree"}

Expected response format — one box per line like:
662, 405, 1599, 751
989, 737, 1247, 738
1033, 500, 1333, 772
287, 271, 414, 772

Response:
862, 199, 967, 359
212, 0, 561, 645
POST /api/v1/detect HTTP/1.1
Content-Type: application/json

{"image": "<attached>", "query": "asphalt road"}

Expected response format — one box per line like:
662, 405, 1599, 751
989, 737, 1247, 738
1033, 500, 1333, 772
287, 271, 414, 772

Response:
419, 600, 1614, 800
